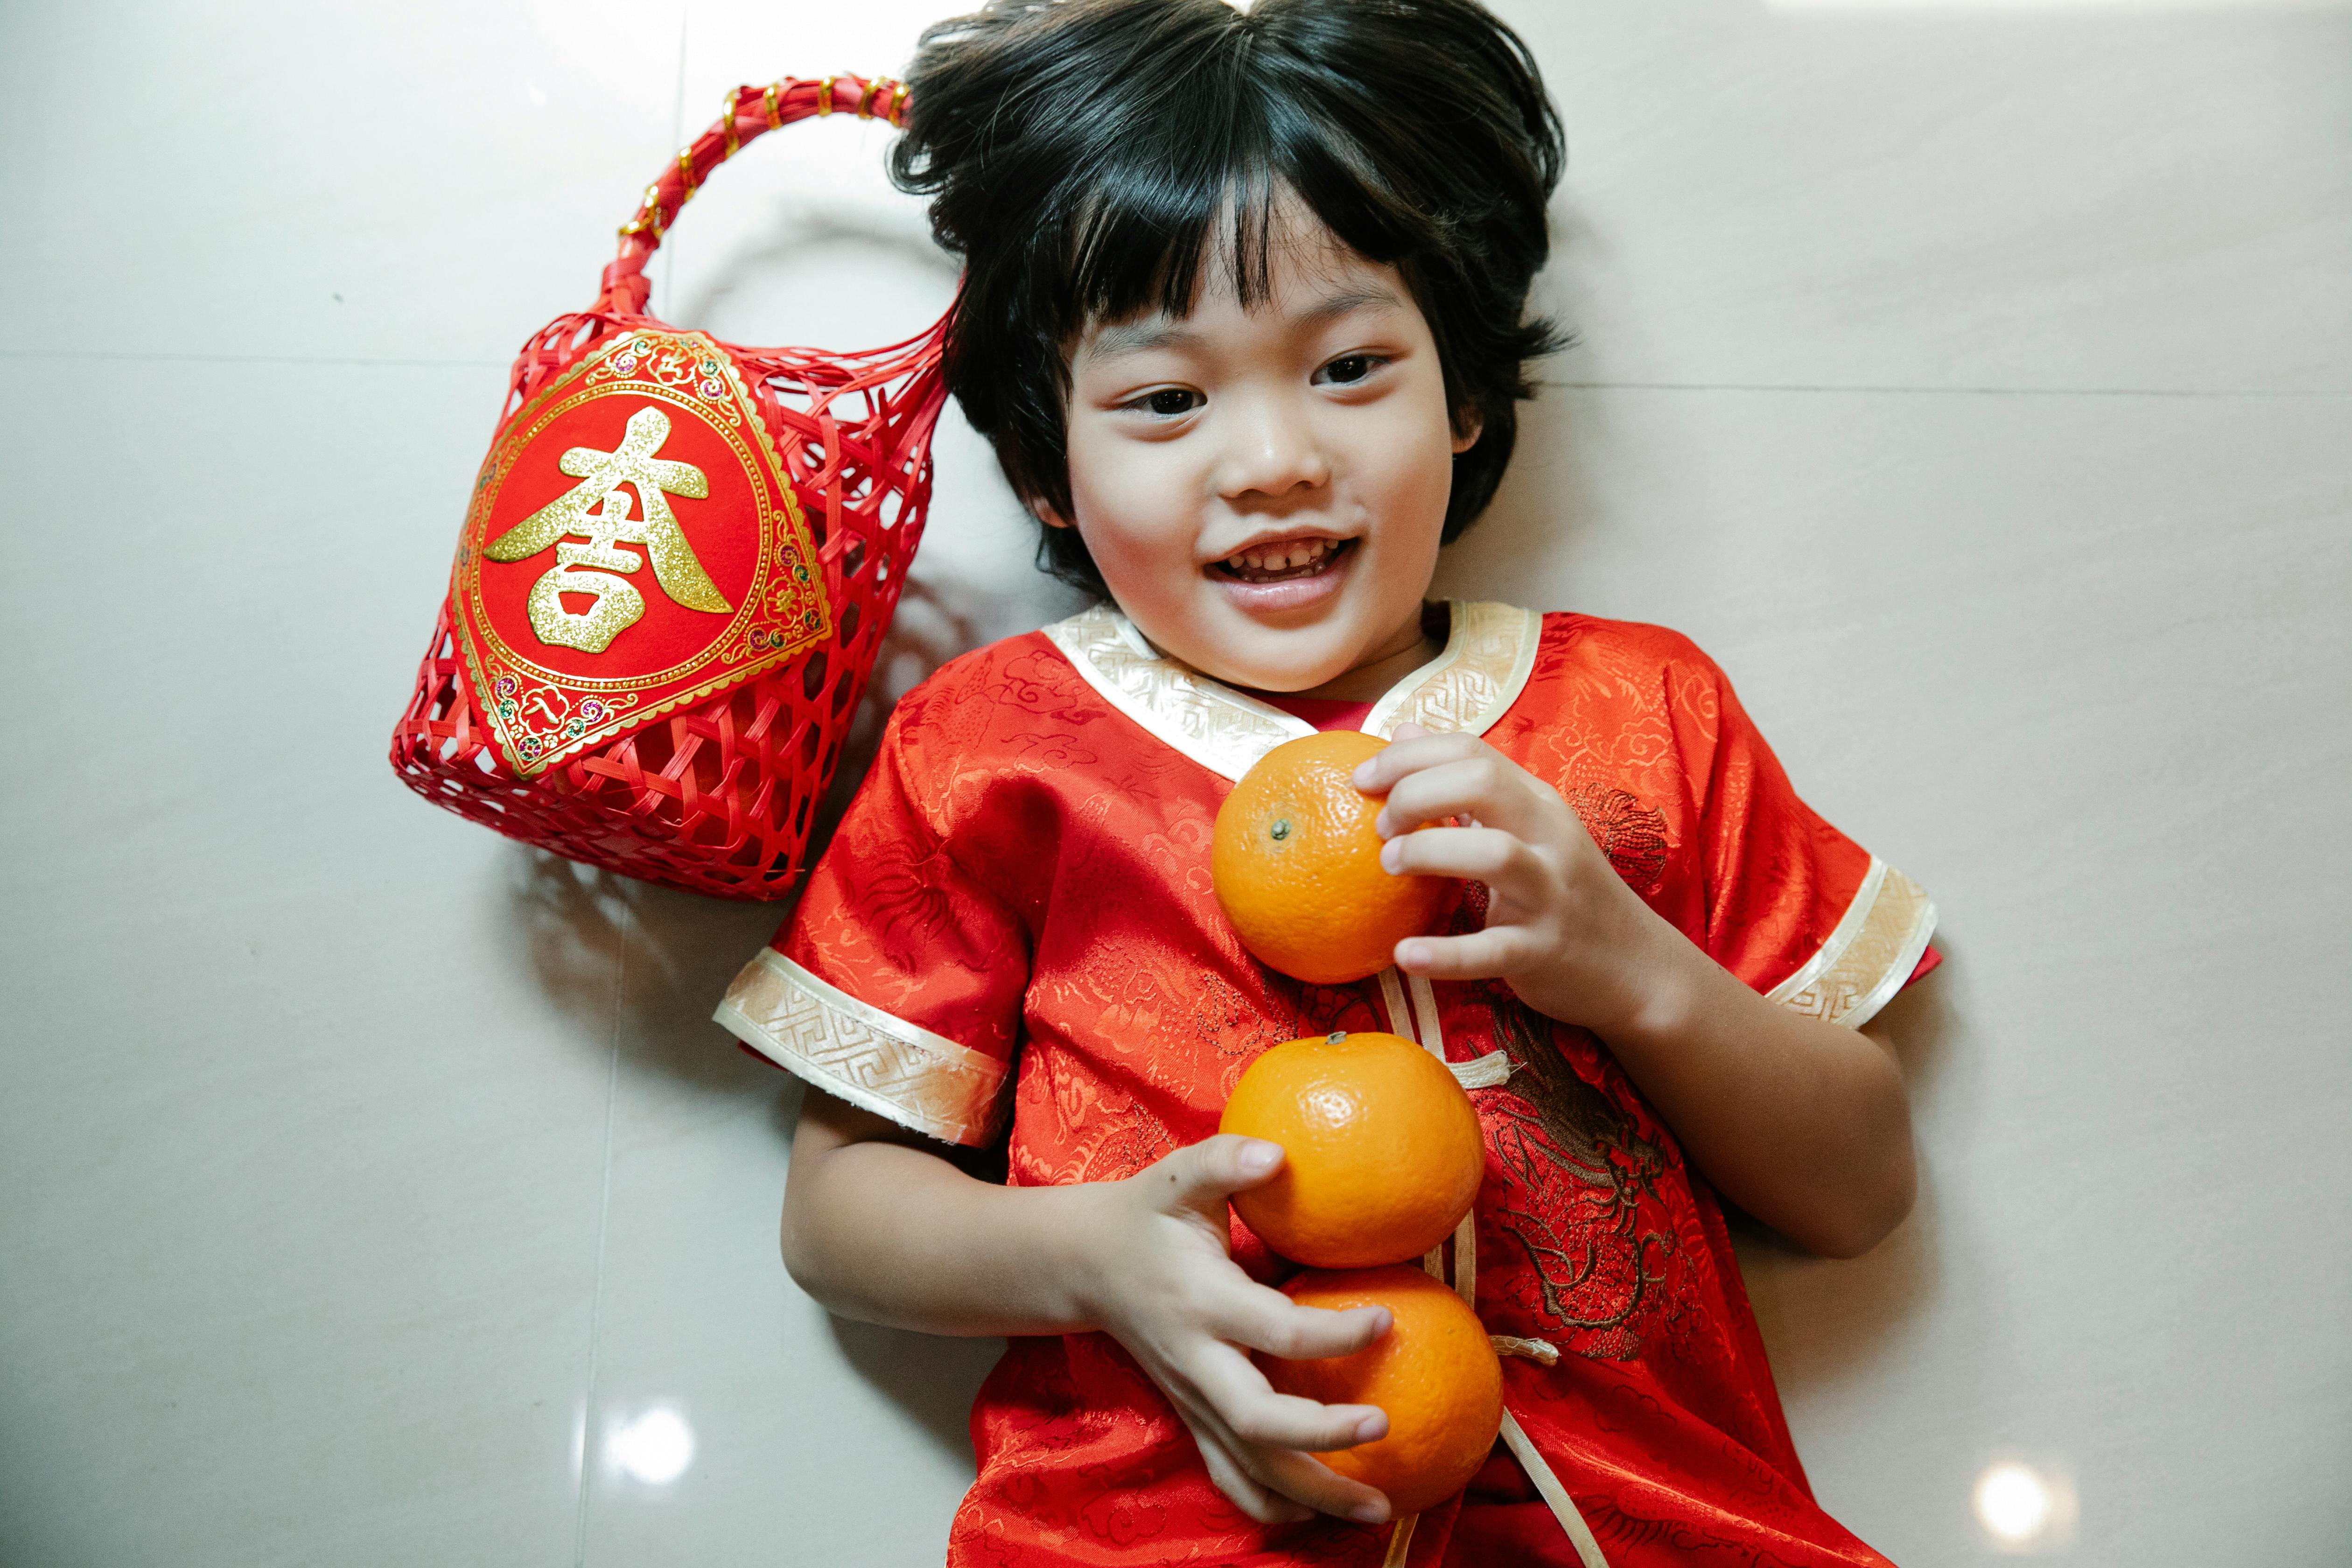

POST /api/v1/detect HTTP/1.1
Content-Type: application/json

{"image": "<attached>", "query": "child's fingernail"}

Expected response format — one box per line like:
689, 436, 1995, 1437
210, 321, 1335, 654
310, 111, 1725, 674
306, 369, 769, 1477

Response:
1350, 1501, 1388, 1524
1379, 840, 1401, 871
1239, 1141, 1281, 1175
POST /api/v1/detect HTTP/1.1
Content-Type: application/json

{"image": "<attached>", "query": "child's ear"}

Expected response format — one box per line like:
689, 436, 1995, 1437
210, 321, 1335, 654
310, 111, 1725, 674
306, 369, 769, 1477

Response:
1450, 408, 1485, 455
1031, 501, 1075, 530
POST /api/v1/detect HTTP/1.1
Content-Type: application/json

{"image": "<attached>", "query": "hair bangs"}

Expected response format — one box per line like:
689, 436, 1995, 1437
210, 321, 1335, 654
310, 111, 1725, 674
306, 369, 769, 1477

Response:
1054, 55, 1437, 343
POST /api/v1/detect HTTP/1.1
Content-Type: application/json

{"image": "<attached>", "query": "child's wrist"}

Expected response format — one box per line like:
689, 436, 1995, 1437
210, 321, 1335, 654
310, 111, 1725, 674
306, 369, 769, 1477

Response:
1041, 1181, 1121, 1331
1596, 916, 1711, 1049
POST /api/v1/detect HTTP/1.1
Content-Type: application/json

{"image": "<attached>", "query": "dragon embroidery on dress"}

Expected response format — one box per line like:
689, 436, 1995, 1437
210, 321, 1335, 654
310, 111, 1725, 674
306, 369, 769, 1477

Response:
1484, 998, 1676, 1359
1191, 970, 1290, 1072
1568, 783, 1670, 895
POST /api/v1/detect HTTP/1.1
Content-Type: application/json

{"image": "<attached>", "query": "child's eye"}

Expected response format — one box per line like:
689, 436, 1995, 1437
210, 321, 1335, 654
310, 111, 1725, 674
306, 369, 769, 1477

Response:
1316, 354, 1387, 387
1128, 387, 1203, 418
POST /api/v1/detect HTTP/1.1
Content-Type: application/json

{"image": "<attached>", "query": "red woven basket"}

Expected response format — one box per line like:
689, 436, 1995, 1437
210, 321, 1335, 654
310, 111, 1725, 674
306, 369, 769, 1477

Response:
392, 75, 946, 900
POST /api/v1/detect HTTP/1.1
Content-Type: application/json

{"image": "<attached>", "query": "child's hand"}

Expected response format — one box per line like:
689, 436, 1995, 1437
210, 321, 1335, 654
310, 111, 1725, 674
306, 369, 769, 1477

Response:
1355, 722, 1691, 1035
1069, 1134, 1396, 1527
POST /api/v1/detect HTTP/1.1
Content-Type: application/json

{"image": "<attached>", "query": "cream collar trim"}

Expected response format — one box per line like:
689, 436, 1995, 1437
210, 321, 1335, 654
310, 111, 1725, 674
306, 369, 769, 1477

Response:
1040, 600, 1543, 782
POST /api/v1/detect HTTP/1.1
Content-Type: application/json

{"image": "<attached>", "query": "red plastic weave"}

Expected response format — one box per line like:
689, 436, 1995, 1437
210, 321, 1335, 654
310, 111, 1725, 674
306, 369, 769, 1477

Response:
392, 75, 947, 899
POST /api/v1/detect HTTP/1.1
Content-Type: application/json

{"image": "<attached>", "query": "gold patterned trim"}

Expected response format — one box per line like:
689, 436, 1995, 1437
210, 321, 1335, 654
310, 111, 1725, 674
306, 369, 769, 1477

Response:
1364, 601, 1543, 741
1765, 859, 1937, 1030
1042, 605, 1313, 780
1040, 601, 1540, 781
713, 949, 1010, 1147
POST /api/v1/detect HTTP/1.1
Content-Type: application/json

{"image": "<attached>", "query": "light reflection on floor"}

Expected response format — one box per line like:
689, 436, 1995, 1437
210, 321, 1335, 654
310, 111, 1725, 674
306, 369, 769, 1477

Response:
607, 1406, 697, 1488
1973, 1461, 2079, 1554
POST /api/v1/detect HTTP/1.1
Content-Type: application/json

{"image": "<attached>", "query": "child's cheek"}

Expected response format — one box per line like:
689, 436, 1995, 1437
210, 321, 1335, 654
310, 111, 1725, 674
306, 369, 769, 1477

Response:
1068, 439, 1203, 590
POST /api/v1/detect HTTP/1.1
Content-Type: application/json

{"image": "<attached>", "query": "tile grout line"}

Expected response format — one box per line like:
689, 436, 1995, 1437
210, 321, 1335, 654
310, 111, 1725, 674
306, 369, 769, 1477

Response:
571, 901, 631, 1568
0, 349, 508, 368
1536, 379, 2352, 400
0, 345, 2338, 400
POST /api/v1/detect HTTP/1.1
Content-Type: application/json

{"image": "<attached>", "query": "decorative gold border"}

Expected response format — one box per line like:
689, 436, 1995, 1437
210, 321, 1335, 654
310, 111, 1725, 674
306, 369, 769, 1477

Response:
1041, 605, 1311, 781
713, 948, 1010, 1147
1039, 600, 1540, 782
451, 329, 831, 777
1363, 601, 1544, 740
1765, 859, 1937, 1029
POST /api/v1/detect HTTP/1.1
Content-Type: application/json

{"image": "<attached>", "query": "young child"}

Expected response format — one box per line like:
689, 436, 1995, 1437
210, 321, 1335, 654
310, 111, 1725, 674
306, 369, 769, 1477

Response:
714, 2, 1937, 1562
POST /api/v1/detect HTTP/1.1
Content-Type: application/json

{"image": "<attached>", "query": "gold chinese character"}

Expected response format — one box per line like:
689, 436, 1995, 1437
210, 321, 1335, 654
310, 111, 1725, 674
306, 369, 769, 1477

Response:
486, 405, 733, 653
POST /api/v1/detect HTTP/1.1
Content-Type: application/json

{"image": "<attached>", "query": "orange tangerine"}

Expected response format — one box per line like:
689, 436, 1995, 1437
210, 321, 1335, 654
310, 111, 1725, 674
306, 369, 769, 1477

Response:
1211, 731, 1447, 985
1220, 1031, 1484, 1270
1258, 1264, 1503, 1516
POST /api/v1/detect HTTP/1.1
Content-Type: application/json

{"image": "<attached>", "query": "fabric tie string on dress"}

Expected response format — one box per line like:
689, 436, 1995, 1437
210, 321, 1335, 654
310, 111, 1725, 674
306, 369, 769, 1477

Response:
1375, 965, 1610, 1568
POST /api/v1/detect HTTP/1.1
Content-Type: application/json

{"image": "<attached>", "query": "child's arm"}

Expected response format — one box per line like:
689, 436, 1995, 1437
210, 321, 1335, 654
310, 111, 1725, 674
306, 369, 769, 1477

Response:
783, 1089, 1399, 1525
1358, 725, 1917, 1260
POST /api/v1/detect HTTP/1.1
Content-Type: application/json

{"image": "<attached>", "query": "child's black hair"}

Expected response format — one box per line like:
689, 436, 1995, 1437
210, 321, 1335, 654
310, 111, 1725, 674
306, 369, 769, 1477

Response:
889, 0, 1568, 595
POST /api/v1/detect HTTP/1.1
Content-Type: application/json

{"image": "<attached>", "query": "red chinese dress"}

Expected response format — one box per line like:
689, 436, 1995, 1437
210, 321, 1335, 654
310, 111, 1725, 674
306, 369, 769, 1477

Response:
717, 602, 1937, 1567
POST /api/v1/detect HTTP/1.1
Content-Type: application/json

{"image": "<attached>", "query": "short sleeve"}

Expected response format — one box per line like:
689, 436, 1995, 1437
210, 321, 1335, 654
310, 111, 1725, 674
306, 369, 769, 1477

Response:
1693, 660, 1937, 1031
713, 700, 1026, 1147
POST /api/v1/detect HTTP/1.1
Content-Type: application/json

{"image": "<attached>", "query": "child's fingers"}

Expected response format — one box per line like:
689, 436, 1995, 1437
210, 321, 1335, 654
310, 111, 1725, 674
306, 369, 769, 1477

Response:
1351, 727, 1485, 795
1250, 1447, 1391, 1525
1205, 1425, 1385, 1526
1191, 1351, 1386, 1454
1197, 1393, 1392, 1522
1224, 1290, 1394, 1364
1372, 754, 1541, 842
1395, 926, 1536, 981
1142, 1134, 1286, 1215
1379, 823, 1538, 886
1167, 1354, 1389, 1523
1186, 1420, 1314, 1525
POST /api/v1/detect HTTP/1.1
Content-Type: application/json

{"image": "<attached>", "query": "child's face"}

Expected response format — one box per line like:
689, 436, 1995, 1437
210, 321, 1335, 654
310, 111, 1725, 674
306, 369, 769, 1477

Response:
1056, 211, 1476, 693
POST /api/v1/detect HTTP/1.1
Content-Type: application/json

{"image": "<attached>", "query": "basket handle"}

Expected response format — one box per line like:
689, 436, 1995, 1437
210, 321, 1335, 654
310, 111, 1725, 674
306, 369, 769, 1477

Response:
595, 73, 910, 316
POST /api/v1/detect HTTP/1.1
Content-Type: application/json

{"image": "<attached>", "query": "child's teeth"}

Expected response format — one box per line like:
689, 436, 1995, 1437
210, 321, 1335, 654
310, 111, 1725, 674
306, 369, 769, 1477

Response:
1220, 539, 1341, 575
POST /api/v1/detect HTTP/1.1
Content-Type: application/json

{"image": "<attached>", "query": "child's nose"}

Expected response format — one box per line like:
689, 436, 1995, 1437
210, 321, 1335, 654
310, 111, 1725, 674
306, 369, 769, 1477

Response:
1214, 392, 1331, 500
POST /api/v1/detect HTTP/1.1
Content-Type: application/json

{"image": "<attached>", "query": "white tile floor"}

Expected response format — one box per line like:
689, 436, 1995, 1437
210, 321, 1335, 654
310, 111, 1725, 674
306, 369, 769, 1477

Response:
1, 1, 2345, 1564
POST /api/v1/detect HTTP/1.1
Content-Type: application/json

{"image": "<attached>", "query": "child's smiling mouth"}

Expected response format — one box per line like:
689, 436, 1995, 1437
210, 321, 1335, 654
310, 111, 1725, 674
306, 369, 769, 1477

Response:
1211, 535, 1357, 584
1206, 534, 1359, 616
